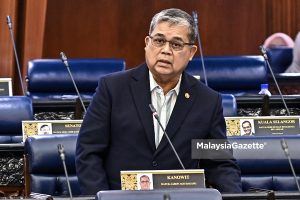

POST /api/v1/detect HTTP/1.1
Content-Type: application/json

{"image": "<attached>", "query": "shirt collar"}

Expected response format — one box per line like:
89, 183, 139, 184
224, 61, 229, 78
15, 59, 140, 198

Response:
149, 70, 181, 95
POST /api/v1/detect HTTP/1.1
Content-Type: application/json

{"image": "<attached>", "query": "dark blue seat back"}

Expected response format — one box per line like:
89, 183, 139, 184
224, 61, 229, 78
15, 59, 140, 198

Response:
221, 94, 237, 117
25, 134, 300, 194
26, 59, 126, 101
186, 56, 268, 96
266, 47, 293, 73
25, 134, 80, 196
228, 136, 300, 192
0, 96, 33, 143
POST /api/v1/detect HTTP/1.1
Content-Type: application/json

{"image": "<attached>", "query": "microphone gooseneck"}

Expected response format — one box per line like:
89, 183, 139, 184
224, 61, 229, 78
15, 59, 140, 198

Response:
6, 15, 26, 95
149, 104, 185, 170
259, 46, 290, 116
280, 139, 300, 192
57, 144, 73, 200
60, 52, 87, 115
192, 11, 208, 86
163, 193, 171, 200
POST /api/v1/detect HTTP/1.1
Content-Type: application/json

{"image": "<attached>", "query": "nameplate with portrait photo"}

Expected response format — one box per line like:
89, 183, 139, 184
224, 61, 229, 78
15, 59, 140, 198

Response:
225, 116, 300, 136
22, 120, 82, 141
0, 78, 12, 96
120, 169, 205, 191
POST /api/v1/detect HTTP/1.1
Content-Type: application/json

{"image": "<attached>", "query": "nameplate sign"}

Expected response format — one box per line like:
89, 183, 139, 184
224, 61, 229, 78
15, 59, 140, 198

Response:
120, 169, 205, 190
0, 78, 12, 96
22, 120, 82, 141
225, 116, 300, 136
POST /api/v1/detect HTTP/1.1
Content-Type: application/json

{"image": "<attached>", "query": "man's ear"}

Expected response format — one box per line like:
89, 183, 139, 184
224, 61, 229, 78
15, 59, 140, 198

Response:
145, 36, 150, 46
189, 45, 198, 60
145, 36, 151, 51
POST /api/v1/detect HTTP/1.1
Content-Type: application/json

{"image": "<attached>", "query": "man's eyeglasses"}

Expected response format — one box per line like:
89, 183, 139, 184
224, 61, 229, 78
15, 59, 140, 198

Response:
149, 36, 194, 51
140, 180, 150, 183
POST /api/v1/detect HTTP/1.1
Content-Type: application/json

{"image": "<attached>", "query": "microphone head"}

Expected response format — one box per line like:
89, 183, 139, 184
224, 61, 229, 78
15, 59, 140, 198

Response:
259, 45, 269, 60
60, 52, 69, 67
280, 138, 288, 149
57, 144, 65, 154
191, 11, 199, 36
6, 15, 12, 29
192, 11, 198, 22
163, 193, 171, 200
149, 104, 159, 119
60, 51, 67, 61
149, 104, 156, 113
259, 45, 268, 55
280, 138, 289, 156
259, 45, 266, 54
57, 144, 66, 161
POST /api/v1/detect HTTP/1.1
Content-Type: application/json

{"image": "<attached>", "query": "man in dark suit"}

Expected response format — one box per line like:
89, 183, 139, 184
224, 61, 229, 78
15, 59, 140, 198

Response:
76, 8, 242, 195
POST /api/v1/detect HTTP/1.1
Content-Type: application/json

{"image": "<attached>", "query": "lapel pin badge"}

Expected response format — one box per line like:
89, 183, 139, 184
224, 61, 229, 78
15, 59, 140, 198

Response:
185, 93, 190, 99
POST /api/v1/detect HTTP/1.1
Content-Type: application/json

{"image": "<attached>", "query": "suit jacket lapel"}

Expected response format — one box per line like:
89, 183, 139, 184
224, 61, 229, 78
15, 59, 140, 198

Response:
130, 64, 156, 152
154, 72, 198, 156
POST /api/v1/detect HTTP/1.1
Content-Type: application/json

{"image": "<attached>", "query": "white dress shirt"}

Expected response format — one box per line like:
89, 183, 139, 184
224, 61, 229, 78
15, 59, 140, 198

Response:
149, 71, 181, 148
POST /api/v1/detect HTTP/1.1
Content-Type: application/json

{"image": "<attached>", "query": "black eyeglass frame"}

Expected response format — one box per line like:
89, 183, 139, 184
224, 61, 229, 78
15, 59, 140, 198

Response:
148, 35, 194, 51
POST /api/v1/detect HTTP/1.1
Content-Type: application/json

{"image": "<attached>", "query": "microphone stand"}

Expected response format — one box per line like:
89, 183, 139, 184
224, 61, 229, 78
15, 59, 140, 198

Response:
57, 144, 73, 200
6, 16, 26, 95
149, 104, 185, 170
260, 46, 290, 116
280, 139, 300, 192
60, 52, 87, 116
192, 11, 208, 86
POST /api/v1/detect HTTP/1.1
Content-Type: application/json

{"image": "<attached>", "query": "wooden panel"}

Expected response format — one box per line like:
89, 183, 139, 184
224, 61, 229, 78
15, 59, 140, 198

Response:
42, 0, 267, 68
0, 0, 47, 95
3, 0, 300, 95
21, 0, 47, 79
266, 0, 300, 39
42, 0, 153, 67
0, 1, 17, 79
186, 0, 267, 55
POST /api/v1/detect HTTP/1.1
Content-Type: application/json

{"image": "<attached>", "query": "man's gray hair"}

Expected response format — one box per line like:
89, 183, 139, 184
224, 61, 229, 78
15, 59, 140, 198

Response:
149, 8, 196, 43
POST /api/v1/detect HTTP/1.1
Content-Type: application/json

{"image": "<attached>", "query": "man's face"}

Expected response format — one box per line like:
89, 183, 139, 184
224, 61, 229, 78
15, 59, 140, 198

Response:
40, 125, 50, 134
242, 122, 252, 135
144, 21, 197, 82
140, 176, 151, 190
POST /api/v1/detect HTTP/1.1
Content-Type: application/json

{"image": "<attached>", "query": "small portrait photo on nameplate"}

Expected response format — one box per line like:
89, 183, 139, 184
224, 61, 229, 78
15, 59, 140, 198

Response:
137, 173, 153, 190
121, 169, 205, 190
0, 78, 12, 96
240, 119, 255, 136
38, 123, 52, 135
22, 120, 82, 141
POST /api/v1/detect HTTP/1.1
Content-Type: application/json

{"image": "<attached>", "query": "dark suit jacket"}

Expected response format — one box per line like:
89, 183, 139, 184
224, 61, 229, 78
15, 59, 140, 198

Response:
75, 63, 242, 195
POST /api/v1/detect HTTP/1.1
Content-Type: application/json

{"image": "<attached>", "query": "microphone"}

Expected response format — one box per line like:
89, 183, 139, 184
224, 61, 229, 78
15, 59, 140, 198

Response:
149, 104, 185, 170
259, 46, 290, 116
60, 52, 87, 115
280, 139, 300, 192
57, 144, 73, 200
163, 193, 171, 200
6, 15, 26, 95
192, 11, 208, 86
